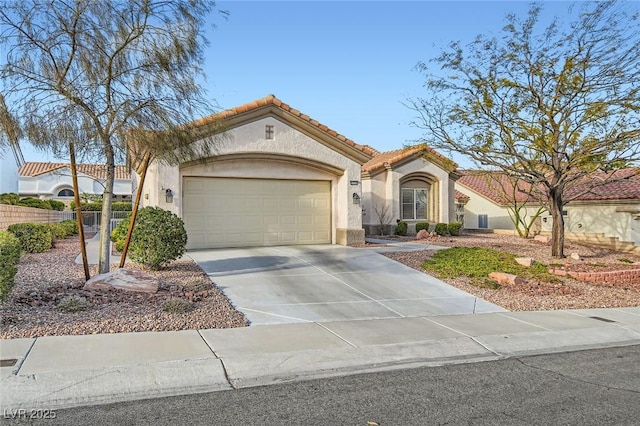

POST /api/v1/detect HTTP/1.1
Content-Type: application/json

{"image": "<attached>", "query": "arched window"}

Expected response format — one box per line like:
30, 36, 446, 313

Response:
57, 189, 74, 197
400, 174, 438, 221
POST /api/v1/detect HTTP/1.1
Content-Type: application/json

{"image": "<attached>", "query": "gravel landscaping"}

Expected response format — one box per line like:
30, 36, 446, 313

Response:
380, 232, 640, 311
1, 231, 638, 339
1, 236, 248, 339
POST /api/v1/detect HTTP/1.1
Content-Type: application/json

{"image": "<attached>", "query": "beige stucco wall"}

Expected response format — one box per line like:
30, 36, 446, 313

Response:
539, 202, 640, 245
363, 157, 456, 234
0, 204, 64, 230
142, 116, 364, 245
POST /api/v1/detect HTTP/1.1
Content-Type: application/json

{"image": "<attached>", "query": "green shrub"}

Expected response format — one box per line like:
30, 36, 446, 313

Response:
127, 207, 187, 269
0, 192, 20, 205
448, 222, 463, 236
162, 298, 192, 313
60, 220, 79, 235
16, 197, 52, 210
48, 223, 69, 240
112, 202, 133, 211
395, 221, 408, 236
434, 223, 449, 236
110, 215, 132, 252
70, 201, 132, 211
0, 230, 21, 301
49, 200, 65, 211
57, 295, 90, 312
415, 222, 430, 233
7, 223, 53, 253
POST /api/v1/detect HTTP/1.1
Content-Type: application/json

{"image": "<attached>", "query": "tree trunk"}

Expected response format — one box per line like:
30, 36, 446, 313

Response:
119, 152, 151, 268
69, 142, 90, 280
549, 188, 565, 258
98, 146, 116, 274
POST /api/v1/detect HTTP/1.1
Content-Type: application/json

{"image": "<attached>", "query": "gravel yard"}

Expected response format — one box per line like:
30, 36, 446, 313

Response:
1, 231, 638, 339
1, 237, 248, 339
381, 232, 640, 311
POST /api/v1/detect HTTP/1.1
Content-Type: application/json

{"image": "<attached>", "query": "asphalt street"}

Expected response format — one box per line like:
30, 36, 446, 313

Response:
4, 345, 638, 426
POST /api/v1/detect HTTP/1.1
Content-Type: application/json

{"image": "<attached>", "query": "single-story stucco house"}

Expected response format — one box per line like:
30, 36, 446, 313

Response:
18, 162, 132, 203
455, 169, 640, 248
140, 95, 460, 249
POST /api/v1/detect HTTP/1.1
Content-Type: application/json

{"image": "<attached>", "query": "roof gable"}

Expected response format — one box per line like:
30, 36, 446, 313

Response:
189, 94, 375, 164
362, 145, 457, 176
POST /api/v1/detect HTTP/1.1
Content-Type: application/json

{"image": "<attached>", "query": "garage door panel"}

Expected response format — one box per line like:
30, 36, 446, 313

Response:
183, 177, 331, 249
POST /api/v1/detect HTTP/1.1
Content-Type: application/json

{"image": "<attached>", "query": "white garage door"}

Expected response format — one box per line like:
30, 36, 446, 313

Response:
183, 177, 332, 249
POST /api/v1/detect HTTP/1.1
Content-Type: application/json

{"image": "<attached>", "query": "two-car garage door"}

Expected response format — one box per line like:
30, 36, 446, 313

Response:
182, 177, 331, 249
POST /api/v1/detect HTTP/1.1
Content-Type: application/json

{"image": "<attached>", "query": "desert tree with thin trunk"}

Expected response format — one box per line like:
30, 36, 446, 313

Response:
1, 0, 227, 274
408, 1, 640, 258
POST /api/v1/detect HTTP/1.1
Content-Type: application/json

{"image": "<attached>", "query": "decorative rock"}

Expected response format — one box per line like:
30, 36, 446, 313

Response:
515, 257, 534, 267
534, 235, 550, 243
416, 229, 429, 240
83, 268, 159, 293
488, 272, 527, 286
570, 253, 581, 261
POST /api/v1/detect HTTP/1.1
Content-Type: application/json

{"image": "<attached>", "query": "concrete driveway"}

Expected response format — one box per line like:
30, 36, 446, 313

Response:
187, 245, 506, 325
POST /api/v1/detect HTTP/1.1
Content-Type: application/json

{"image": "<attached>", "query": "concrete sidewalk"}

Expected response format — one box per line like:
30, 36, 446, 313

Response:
1, 307, 639, 411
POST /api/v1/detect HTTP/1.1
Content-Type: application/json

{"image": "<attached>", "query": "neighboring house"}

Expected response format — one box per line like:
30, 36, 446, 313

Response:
456, 169, 640, 246
18, 162, 132, 204
361, 146, 460, 235
140, 95, 459, 249
0, 155, 18, 194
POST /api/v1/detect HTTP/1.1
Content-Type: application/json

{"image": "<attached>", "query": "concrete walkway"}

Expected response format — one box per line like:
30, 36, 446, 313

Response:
1, 307, 639, 410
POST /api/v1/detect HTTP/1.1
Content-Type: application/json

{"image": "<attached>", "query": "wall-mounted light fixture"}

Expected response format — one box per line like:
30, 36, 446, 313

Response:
352, 193, 361, 205
165, 188, 174, 203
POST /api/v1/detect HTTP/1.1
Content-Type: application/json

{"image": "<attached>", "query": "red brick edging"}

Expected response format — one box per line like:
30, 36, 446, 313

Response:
550, 268, 640, 285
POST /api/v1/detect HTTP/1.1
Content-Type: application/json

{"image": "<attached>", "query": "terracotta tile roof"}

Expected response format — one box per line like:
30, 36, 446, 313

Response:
19, 162, 130, 180
455, 190, 470, 202
458, 168, 640, 205
190, 94, 376, 158
566, 168, 640, 201
362, 145, 457, 174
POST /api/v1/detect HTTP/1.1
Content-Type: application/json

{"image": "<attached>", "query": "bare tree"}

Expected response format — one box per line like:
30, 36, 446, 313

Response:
408, 1, 640, 258
1, 0, 226, 273
373, 202, 393, 236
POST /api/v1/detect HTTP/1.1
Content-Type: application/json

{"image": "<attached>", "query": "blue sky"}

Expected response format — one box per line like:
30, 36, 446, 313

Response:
17, 1, 579, 168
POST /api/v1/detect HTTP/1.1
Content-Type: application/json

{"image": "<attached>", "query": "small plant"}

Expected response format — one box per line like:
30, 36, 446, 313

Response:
434, 223, 449, 236
618, 258, 635, 264
448, 222, 463, 236
162, 298, 192, 313
48, 223, 69, 240
57, 295, 90, 312
128, 207, 188, 269
0, 192, 20, 205
0, 230, 21, 300
395, 221, 408, 236
110, 215, 132, 252
182, 277, 213, 292
415, 222, 430, 233
7, 222, 53, 253
59, 220, 79, 235
16, 197, 53, 210
48, 200, 65, 211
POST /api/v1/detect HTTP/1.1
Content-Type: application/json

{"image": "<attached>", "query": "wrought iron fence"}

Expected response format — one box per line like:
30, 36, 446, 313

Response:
61, 211, 130, 233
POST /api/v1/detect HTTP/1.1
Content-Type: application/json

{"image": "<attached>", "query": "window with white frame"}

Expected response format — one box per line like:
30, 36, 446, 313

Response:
57, 188, 74, 197
401, 188, 428, 220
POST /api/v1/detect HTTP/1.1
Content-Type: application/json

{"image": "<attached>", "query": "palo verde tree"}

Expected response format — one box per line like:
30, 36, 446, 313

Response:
408, 1, 640, 258
1, 0, 225, 273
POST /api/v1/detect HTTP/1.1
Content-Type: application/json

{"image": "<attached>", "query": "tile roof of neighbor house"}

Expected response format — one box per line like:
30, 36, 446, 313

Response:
362, 146, 457, 174
458, 168, 640, 205
454, 190, 470, 202
19, 162, 130, 180
190, 94, 376, 158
